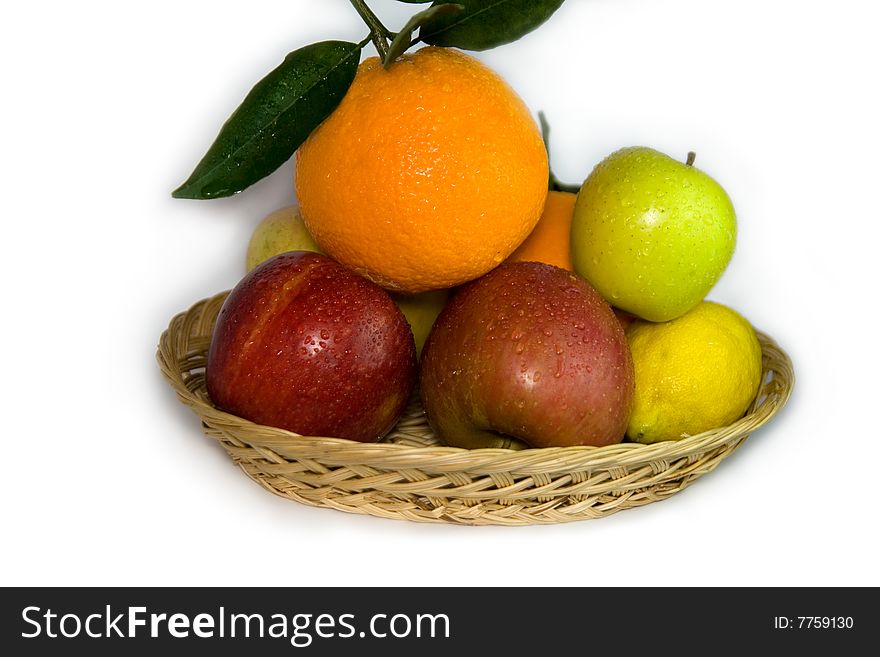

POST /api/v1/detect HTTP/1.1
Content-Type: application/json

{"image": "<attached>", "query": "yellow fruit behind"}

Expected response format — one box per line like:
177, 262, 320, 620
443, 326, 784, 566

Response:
245, 205, 322, 272
626, 301, 763, 443
295, 46, 548, 293
391, 289, 450, 359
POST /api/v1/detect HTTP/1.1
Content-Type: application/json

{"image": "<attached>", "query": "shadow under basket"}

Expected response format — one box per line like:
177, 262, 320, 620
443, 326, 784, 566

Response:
157, 291, 794, 526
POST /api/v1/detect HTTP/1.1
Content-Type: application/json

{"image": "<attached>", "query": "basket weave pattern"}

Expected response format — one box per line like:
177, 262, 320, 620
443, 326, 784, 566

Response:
157, 292, 794, 526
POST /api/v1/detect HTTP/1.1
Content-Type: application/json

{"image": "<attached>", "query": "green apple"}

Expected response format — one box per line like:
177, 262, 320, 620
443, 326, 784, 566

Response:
391, 289, 450, 359
571, 147, 736, 322
246, 205, 322, 272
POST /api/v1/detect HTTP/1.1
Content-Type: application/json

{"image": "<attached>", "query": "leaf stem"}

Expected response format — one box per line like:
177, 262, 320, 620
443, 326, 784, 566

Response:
349, 0, 391, 60
539, 111, 581, 194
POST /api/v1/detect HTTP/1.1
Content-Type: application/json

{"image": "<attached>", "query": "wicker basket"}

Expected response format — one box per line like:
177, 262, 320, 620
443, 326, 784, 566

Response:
157, 291, 794, 526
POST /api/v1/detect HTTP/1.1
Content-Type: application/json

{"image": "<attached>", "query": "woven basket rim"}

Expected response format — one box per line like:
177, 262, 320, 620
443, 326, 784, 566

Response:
157, 291, 794, 477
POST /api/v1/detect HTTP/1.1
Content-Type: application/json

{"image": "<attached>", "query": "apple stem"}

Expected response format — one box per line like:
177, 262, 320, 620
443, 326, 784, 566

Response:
686, 151, 696, 167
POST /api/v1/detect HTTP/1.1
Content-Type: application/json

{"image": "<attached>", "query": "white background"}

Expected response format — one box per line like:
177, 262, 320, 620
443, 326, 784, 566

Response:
2, 0, 878, 587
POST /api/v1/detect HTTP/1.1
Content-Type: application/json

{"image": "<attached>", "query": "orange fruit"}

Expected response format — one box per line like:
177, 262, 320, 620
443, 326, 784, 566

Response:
506, 190, 576, 270
295, 46, 548, 293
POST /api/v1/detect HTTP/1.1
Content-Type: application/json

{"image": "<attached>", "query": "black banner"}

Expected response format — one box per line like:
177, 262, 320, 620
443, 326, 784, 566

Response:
0, 587, 870, 655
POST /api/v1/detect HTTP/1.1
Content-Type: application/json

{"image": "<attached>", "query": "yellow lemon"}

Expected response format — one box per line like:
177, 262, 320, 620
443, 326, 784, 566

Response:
626, 301, 763, 443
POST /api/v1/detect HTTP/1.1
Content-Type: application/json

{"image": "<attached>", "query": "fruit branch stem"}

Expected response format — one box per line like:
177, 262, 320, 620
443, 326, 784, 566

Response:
538, 111, 581, 194
349, 0, 391, 60
686, 151, 696, 166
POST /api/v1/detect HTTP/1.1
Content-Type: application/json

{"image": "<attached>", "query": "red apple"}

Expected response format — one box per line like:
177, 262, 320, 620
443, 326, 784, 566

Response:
420, 262, 634, 449
206, 251, 417, 442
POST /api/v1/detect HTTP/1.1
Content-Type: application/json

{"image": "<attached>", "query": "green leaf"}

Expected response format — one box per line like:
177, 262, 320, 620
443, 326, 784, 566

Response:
173, 40, 362, 200
419, 0, 565, 51
385, 4, 464, 67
